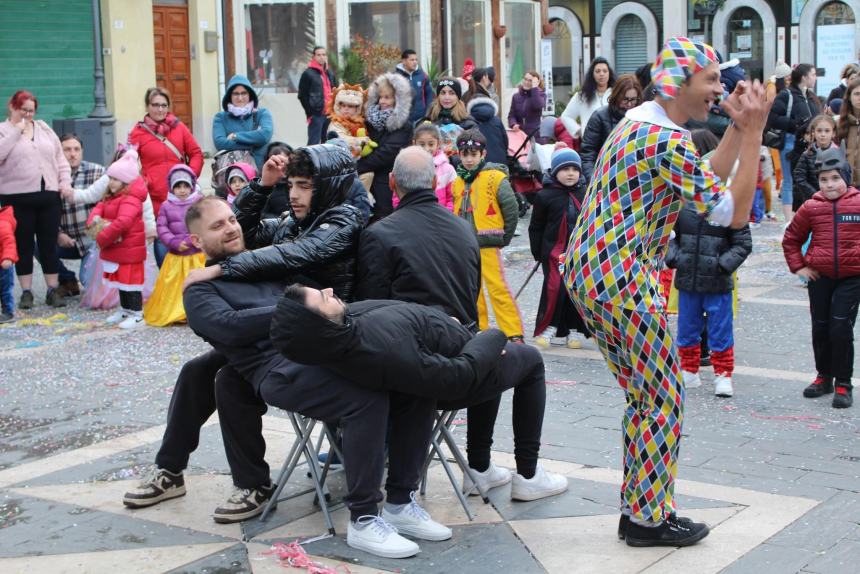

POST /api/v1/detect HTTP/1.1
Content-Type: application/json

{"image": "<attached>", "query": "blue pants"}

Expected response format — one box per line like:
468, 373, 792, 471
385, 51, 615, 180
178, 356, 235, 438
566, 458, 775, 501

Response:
0, 266, 13, 314
677, 290, 733, 352
307, 114, 329, 145
779, 133, 795, 206
751, 187, 764, 223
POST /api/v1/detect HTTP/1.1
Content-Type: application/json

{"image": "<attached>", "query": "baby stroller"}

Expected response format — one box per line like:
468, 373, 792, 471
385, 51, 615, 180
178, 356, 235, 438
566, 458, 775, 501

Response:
506, 126, 543, 217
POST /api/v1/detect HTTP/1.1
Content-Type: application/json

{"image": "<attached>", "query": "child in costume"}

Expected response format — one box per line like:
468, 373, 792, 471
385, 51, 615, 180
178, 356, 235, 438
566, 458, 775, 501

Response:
143, 165, 205, 326
392, 123, 455, 211
783, 148, 860, 409
224, 161, 257, 205
529, 145, 589, 349
452, 129, 524, 341
86, 150, 148, 329
0, 205, 18, 323
327, 83, 375, 158
665, 193, 752, 398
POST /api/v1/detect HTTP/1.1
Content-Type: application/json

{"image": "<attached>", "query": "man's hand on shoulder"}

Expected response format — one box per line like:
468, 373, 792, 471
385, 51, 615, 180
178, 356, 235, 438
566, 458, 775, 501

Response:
183, 265, 222, 291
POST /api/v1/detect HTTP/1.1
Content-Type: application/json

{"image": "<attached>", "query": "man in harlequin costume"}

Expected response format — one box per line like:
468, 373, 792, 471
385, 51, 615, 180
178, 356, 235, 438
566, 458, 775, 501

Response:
563, 37, 770, 547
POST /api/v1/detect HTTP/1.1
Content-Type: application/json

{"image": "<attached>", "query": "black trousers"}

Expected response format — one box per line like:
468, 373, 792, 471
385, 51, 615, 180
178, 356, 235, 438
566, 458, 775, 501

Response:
0, 190, 61, 276
440, 343, 546, 477
119, 290, 142, 312
259, 362, 435, 520
808, 274, 860, 382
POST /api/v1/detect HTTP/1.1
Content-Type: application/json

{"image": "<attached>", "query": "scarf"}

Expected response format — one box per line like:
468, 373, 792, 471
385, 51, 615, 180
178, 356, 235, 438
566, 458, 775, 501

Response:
143, 112, 179, 137
456, 160, 485, 183
227, 102, 255, 118
437, 107, 454, 124
366, 105, 393, 131
308, 59, 332, 105
329, 112, 366, 135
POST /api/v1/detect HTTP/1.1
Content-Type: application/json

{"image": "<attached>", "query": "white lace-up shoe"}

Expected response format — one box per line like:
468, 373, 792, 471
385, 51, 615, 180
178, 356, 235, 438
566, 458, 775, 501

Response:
510, 465, 568, 501
682, 370, 702, 389
461, 461, 512, 496
714, 375, 733, 397
347, 515, 420, 558
381, 492, 452, 541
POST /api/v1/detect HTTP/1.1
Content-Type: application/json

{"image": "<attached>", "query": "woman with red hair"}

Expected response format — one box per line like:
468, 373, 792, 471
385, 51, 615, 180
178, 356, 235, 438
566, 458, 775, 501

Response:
0, 90, 71, 308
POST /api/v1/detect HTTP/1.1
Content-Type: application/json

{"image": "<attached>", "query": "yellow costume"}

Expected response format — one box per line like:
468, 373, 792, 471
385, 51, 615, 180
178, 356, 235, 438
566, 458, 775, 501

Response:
143, 251, 205, 326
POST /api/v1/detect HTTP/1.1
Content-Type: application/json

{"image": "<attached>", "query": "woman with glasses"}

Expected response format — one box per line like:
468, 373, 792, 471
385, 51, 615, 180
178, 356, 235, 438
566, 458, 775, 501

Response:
0, 90, 71, 309
580, 74, 643, 184
129, 87, 203, 267
212, 75, 273, 171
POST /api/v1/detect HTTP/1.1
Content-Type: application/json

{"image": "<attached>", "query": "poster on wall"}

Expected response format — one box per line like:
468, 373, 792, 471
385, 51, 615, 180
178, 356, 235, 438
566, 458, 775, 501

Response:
541, 38, 555, 114
816, 23, 855, 97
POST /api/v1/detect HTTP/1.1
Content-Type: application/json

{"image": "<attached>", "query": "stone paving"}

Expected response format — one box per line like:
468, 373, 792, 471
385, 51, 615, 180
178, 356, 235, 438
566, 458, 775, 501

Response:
1, 216, 859, 573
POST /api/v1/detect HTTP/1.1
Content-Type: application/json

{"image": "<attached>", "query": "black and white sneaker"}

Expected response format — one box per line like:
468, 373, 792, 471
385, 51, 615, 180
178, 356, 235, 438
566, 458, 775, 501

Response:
123, 468, 186, 508
212, 483, 275, 524
618, 512, 696, 540
625, 514, 710, 547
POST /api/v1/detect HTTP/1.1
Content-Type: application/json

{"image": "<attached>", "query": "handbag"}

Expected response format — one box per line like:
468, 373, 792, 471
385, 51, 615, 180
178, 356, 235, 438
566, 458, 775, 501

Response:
211, 112, 260, 195
139, 122, 187, 163
764, 91, 793, 150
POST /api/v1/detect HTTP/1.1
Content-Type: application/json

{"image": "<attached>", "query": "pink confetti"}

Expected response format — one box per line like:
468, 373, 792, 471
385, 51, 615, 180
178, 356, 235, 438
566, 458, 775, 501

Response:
452, 418, 468, 425
750, 411, 823, 422
547, 380, 578, 386
265, 541, 351, 573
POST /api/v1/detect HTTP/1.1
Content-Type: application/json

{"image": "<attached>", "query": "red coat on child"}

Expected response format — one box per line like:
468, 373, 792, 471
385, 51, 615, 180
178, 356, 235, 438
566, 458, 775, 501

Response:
87, 178, 148, 265
0, 206, 18, 263
783, 186, 860, 279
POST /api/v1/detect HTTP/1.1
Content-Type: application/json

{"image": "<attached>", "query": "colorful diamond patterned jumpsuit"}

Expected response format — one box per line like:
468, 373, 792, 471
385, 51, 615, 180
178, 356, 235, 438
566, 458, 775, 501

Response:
563, 108, 726, 523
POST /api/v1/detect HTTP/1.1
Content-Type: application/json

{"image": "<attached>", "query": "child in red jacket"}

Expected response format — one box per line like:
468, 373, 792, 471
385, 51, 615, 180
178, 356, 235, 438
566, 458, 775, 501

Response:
86, 150, 148, 329
0, 206, 19, 323
783, 148, 860, 408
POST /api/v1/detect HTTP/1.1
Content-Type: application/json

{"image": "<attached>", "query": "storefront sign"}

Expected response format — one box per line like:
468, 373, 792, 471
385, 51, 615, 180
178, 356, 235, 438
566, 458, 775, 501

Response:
816, 23, 855, 97
541, 38, 555, 114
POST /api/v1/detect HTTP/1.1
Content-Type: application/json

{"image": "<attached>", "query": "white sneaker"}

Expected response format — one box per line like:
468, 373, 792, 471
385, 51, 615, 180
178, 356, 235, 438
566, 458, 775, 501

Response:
682, 370, 702, 389
714, 375, 733, 398
534, 327, 555, 348
105, 309, 128, 325
347, 515, 420, 559
510, 465, 568, 501
565, 333, 584, 349
380, 492, 452, 541
118, 313, 144, 329
461, 461, 512, 496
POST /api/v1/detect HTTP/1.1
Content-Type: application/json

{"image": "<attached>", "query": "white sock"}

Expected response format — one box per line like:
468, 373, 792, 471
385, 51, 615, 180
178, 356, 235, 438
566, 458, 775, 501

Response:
539, 326, 557, 338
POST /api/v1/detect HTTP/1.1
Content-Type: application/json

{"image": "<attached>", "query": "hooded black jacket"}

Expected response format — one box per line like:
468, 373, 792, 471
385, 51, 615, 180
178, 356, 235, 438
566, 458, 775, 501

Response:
270, 298, 508, 401
664, 206, 753, 294
223, 143, 364, 300
580, 105, 625, 184
466, 96, 509, 165
356, 187, 481, 325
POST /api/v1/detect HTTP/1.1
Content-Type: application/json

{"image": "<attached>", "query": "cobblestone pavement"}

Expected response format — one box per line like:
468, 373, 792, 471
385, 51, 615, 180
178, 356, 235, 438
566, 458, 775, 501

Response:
0, 214, 858, 573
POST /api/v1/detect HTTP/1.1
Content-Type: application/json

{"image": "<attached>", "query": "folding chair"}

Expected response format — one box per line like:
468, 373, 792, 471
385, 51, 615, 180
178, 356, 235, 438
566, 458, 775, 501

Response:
419, 409, 490, 521
259, 412, 345, 534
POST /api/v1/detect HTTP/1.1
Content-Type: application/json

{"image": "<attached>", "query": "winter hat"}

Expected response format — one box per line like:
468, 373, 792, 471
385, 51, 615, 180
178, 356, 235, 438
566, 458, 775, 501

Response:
720, 63, 746, 95
816, 147, 849, 182
330, 83, 366, 114
773, 62, 792, 79
436, 77, 462, 99
829, 98, 844, 114
168, 164, 195, 190
550, 145, 581, 178
462, 59, 475, 81
651, 36, 719, 100
226, 166, 249, 184
106, 149, 140, 184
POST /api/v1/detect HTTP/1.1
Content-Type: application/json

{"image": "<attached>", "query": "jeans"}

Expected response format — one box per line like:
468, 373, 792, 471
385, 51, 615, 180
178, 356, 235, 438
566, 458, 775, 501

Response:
779, 133, 796, 206
0, 266, 14, 314
306, 114, 329, 145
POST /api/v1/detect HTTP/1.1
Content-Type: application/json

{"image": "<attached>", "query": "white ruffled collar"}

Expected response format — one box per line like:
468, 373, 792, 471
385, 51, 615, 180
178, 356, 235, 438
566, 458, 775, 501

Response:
624, 100, 686, 132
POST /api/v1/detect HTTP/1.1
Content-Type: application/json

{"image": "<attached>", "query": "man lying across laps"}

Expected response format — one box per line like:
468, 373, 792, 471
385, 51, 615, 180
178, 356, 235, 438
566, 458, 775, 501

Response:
271, 284, 569, 501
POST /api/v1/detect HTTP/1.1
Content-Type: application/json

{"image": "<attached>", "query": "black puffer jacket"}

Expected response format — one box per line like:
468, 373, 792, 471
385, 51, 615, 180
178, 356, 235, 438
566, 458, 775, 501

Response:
270, 298, 509, 401
665, 206, 753, 293
768, 86, 820, 134
580, 105, 625, 183
466, 96, 508, 165
223, 143, 364, 300
792, 144, 853, 210
357, 187, 481, 325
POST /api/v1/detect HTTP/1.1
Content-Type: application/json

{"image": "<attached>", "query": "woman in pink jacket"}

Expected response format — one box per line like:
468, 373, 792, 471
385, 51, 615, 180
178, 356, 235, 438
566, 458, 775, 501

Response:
0, 90, 71, 309
128, 87, 203, 267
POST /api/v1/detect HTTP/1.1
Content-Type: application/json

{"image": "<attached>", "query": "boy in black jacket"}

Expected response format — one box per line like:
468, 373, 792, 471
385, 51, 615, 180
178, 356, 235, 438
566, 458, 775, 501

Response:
665, 206, 753, 397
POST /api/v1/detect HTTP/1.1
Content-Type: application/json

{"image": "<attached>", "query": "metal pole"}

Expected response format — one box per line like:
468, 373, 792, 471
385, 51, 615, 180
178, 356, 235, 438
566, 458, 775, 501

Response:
89, 0, 111, 118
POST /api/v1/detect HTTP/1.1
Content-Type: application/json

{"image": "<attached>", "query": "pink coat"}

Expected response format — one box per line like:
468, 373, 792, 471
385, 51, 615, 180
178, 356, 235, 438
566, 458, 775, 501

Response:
0, 120, 71, 195
392, 150, 455, 211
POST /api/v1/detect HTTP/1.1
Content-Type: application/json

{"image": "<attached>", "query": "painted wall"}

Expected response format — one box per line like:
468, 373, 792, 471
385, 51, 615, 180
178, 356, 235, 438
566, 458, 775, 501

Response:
101, 0, 156, 142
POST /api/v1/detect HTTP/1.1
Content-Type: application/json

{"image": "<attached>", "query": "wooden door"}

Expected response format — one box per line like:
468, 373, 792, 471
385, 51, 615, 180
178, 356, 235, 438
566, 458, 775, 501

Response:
153, 4, 192, 129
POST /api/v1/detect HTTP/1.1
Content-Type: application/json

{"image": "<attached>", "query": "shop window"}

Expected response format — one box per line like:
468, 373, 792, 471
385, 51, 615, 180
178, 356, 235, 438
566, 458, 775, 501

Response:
728, 8, 763, 81
816, 1, 856, 97
244, 1, 317, 92
548, 18, 573, 105
504, 1, 537, 89
448, 0, 488, 73
348, 1, 421, 56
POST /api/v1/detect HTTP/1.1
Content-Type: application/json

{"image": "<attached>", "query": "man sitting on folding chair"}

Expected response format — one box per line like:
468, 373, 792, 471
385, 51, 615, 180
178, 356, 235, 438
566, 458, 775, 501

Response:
349, 146, 568, 501
162, 195, 454, 559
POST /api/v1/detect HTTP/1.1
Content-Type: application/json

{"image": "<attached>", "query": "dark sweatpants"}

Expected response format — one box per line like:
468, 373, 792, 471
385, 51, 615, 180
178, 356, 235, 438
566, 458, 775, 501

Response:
808, 274, 860, 383
259, 362, 436, 520
441, 343, 546, 478
0, 190, 62, 276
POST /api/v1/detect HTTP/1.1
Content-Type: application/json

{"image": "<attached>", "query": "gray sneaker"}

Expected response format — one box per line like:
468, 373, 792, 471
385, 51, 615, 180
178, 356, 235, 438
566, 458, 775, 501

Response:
212, 483, 275, 524
123, 468, 186, 508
